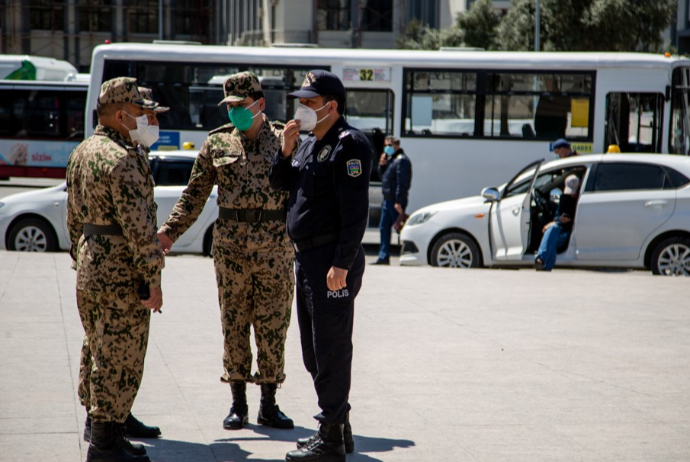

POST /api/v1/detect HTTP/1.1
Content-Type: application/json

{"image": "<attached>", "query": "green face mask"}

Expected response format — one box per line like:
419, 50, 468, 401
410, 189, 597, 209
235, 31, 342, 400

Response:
227, 100, 260, 131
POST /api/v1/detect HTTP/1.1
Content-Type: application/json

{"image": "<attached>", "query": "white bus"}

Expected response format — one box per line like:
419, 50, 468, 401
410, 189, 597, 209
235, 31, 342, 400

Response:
85, 43, 690, 239
0, 55, 87, 179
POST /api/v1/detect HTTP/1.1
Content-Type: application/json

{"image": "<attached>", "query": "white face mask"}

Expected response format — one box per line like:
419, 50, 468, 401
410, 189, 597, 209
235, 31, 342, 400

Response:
294, 102, 330, 131
123, 111, 160, 148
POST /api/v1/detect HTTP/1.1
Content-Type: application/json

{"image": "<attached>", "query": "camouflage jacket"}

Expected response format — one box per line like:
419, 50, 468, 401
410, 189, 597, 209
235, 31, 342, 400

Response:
160, 118, 298, 250
66, 125, 164, 291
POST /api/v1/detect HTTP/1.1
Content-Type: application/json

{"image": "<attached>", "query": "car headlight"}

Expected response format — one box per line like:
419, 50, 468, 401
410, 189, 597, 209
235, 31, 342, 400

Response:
406, 211, 437, 227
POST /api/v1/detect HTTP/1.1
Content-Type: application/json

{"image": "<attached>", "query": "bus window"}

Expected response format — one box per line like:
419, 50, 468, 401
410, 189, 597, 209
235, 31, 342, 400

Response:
670, 67, 690, 155
102, 60, 322, 132
605, 92, 663, 153
403, 70, 477, 136
485, 72, 593, 140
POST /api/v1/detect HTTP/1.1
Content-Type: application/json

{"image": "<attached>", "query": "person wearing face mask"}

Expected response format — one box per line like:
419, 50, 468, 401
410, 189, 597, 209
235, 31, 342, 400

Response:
373, 136, 412, 265
75, 85, 169, 453
66, 77, 165, 462
269, 70, 374, 462
158, 72, 298, 432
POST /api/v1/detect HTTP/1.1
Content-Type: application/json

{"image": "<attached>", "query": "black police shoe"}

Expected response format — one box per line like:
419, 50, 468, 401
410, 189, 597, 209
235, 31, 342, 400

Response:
123, 414, 161, 439
297, 414, 354, 454
286, 423, 345, 462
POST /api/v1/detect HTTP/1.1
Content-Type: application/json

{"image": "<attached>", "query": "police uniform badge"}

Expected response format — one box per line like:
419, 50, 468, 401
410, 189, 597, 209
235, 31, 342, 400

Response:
347, 159, 362, 177
317, 146, 332, 162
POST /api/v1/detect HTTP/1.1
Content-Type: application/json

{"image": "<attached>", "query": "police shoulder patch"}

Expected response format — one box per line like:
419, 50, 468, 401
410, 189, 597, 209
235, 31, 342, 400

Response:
346, 159, 362, 177
317, 145, 332, 162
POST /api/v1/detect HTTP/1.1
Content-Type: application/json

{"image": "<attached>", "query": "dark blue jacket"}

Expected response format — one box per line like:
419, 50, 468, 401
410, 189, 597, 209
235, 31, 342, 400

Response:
378, 149, 412, 210
268, 118, 373, 270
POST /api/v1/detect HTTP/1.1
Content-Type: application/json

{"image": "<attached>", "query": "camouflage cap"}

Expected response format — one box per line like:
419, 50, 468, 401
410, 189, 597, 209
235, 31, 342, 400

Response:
98, 77, 155, 108
138, 86, 170, 113
217, 71, 262, 106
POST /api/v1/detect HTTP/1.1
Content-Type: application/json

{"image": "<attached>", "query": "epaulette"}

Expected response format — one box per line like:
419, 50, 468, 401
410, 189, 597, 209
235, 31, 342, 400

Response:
209, 123, 236, 136
338, 130, 352, 139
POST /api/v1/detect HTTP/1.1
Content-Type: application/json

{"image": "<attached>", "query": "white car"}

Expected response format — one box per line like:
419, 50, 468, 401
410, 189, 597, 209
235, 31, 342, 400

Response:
0, 150, 218, 254
400, 154, 690, 276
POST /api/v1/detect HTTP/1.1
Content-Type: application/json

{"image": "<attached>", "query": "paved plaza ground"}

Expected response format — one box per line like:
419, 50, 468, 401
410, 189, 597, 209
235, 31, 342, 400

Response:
1, 251, 689, 462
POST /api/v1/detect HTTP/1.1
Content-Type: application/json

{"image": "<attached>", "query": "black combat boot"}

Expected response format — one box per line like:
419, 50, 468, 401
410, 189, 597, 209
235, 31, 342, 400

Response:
84, 410, 146, 456
297, 412, 354, 454
286, 422, 345, 462
86, 421, 150, 462
123, 414, 161, 439
257, 383, 294, 429
223, 382, 248, 430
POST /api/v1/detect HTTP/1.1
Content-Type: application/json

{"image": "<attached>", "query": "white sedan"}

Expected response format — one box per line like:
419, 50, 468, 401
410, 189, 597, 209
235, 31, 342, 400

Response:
400, 154, 690, 276
0, 151, 218, 254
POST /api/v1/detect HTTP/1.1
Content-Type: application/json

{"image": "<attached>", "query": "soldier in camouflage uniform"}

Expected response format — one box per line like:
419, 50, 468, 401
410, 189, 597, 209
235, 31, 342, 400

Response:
67, 77, 165, 462
77, 85, 170, 451
158, 71, 298, 431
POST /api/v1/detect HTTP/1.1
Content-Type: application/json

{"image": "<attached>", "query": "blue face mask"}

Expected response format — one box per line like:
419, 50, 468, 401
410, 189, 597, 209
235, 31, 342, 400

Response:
384, 146, 395, 156
227, 100, 260, 131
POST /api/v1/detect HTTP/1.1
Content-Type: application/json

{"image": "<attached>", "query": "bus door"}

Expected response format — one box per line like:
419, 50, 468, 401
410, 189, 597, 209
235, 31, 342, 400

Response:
489, 160, 543, 260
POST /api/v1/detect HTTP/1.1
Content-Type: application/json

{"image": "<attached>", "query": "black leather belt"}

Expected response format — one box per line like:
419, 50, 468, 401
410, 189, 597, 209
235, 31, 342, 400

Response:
293, 232, 339, 253
218, 207, 286, 222
83, 223, 123, 236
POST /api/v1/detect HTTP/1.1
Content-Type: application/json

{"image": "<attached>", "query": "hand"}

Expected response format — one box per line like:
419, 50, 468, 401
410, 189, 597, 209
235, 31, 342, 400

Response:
542, 222, 555, 233
157, 231, 173, 255
282, 120, 301, 157
394, 203, 403, 214
326, 266, 348, 291
379, 153, 388, 166
142, 286, 163, 312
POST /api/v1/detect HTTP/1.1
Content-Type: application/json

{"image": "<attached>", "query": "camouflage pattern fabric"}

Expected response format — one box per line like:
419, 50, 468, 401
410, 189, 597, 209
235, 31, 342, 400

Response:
76, 290, 150, 422
138, 86, 170, 113
67, 124, 164, 422
160, 119, 298, 384
98, 77, 153, 108
218, 71, 263, 104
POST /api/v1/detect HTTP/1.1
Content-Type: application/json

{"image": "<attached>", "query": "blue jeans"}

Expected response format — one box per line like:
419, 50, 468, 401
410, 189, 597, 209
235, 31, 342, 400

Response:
536, 223, 570, 271
377, 199, 397, 262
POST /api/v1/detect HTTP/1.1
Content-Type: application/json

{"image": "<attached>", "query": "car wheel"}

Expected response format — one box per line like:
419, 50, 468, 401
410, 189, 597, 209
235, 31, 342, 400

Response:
651, 236, 690, 276
8, 218, 58, 252
430, 232, 481, 268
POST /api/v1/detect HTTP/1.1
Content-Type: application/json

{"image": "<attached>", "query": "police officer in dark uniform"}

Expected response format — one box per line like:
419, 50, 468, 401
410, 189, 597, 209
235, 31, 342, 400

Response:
269, 70, 373, 462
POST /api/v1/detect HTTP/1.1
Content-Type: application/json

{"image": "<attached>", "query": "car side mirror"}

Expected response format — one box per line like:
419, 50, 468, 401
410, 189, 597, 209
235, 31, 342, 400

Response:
550, 188, 562, 203
481, 187, 500, 202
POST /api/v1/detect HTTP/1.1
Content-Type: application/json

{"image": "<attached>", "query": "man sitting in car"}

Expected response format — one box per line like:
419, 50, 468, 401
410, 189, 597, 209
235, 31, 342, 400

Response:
535, 174, 580, 271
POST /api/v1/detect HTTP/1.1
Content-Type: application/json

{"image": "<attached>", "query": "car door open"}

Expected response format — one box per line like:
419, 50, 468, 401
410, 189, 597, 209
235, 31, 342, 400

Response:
489, 160, 543, 261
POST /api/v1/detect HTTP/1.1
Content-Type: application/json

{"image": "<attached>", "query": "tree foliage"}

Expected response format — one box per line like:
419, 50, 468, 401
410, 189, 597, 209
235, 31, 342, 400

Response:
398, 0, 677, 53
456, 0, 501, 50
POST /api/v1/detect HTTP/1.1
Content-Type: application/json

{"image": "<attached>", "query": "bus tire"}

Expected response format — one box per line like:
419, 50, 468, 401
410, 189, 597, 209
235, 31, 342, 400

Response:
430, 232, 481, 269
8, 217, 58, 252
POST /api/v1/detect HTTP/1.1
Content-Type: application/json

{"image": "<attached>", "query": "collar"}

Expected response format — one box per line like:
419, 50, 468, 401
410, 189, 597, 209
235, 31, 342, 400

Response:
95, 125, 136, 150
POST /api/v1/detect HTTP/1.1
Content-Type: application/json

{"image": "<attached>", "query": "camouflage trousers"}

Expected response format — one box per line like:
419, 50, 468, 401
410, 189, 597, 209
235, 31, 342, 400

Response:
77, 289, 150, 422
213, 241, 294, 384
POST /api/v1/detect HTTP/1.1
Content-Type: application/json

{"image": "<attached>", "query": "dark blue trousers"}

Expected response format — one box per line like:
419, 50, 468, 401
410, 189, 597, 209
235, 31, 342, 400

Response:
294, 243, 365, 424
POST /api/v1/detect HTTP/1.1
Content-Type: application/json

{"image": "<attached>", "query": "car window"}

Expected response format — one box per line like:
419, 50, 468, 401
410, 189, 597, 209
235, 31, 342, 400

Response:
593, 162, 670, 192
153, 159, 194, 186
665, 166, 690, 189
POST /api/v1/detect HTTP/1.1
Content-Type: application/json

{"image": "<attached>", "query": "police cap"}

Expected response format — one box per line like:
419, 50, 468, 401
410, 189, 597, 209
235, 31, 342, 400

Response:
288, 70, 345, 99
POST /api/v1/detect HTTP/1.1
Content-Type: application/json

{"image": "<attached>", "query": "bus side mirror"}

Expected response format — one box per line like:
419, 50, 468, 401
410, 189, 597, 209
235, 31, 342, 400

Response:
481, 187, 500, 202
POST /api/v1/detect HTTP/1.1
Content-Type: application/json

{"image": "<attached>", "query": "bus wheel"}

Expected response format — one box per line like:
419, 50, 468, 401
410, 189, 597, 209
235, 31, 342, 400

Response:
430, 232, 480, 269
651, 236, 690, 276
8, 218, 58, 252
